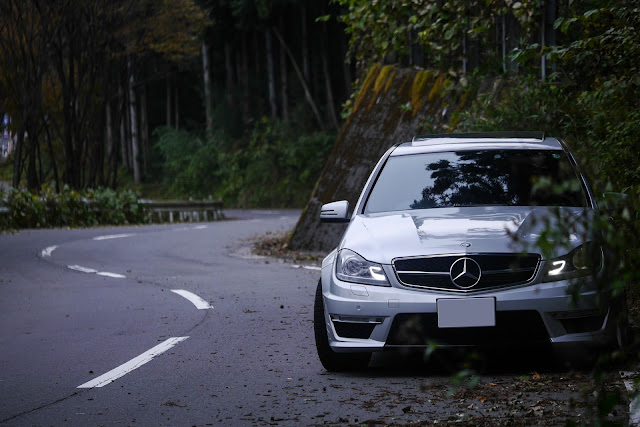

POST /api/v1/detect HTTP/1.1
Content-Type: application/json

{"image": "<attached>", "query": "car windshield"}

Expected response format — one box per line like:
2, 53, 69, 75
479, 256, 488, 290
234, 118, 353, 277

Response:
364, 149, 587, 213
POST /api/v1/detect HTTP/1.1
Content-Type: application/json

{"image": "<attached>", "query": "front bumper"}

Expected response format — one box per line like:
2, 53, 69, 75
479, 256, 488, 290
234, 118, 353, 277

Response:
321, 261, 615, 352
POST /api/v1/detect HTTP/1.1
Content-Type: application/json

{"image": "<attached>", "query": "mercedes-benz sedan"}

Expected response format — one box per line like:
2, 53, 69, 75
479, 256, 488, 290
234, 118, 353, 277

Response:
314, 132, 625, 371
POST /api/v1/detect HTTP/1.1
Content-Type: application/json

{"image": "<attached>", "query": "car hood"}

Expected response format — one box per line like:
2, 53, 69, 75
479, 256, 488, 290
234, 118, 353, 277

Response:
340, 206, 590, 264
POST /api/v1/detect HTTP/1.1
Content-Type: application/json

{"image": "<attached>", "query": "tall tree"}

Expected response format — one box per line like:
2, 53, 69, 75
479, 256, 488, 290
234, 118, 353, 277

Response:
202, 42, 214, 138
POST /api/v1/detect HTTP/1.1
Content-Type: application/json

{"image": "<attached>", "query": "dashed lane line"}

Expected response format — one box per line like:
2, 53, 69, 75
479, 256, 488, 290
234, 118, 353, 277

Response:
173, 225, 209, 232
171, 289, 213, 310
77, 337, 189, 389
96, 272, 127, 279
41, 246, 58, 257
68, 265, 98, 274
93, 233, 136, 241
67, 265, 125, 279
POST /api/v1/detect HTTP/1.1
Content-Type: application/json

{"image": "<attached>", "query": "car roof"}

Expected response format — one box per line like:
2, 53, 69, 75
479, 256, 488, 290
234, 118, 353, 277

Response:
391, 132, 564, 156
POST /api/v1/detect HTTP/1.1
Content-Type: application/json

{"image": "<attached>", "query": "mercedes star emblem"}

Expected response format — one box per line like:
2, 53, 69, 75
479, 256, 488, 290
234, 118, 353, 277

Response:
449, 257, 482, 289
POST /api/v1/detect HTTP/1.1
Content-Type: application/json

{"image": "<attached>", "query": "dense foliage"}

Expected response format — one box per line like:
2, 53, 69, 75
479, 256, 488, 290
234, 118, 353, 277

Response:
336, 1, 640, 413
335, 0, 557, 72
152, 119, 335, 207
0, 187, 146, 229
0, 0, 349, 202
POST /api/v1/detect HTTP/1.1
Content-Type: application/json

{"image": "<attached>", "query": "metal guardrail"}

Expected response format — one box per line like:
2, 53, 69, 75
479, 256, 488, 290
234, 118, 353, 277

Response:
139, 200, 224, 223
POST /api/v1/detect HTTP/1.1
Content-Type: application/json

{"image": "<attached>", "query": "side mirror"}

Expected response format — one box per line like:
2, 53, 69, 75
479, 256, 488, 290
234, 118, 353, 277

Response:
320, 200, 350, 223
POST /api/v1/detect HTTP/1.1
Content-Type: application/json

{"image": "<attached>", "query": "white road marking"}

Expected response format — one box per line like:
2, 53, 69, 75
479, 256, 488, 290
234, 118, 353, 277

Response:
171, 289, 213, 310
77, 337, 189, 389
41, 246, 58, 257
96, 272, 126, 279
68, 265, 98, 274
192, 225, 207, 230
620, 371, 640, 425
93, 233, 136, 241
250, 210, 277, 215
292, 264, 322, 271
68, 265, 126, 279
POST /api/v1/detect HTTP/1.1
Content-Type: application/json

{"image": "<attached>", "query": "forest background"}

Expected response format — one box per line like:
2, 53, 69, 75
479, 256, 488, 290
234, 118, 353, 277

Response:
0, 0, 638, 209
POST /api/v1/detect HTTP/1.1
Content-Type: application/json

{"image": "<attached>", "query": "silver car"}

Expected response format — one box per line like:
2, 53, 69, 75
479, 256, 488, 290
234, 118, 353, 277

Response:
314, 132, 625, 371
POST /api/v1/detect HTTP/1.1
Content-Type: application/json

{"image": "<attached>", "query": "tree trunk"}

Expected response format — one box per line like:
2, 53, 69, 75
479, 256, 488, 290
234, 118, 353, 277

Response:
279, 16, 289, 122
462, 34, 468, 73
12, 124, 23, 188
224, 42, 235, 107
253, 31, 264, 117
265, 29, 278, 119
166, 70, 172, 127
321, 22, 339, 130
119, 83, 129, 171
26, 125, 38, 191
174, 82, 179, 129
202, 42, 214, 138
542, 0, 557, 79
128, 59, 141, 184
105, 100, 113, 185
301, 5, 310, 83
502, 14, 507, 73
272, 27, 325, 130
140, 84, 149, 177
42, 114, 60, 192
238, 35, 250, 122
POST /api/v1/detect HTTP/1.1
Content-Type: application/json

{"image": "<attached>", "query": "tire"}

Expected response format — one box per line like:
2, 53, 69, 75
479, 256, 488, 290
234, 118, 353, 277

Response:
612, 293, 632, 351
314, 280, 371, 371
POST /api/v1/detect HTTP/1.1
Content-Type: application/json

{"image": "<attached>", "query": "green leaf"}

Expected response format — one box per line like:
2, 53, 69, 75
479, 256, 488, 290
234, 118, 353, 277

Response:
584, 9, 601, 19
444, 27, 456, 41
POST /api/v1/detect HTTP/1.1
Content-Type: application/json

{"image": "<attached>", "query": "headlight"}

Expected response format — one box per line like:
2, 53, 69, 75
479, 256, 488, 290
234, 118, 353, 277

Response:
542, 242, 602, 282
335, 249, 390, 286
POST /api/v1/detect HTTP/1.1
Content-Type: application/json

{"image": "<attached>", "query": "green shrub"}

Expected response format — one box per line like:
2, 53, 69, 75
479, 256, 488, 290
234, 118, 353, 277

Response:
0, 186, 146, 230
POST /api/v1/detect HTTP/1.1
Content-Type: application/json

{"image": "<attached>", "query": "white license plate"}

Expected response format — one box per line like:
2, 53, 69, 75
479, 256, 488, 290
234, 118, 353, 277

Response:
437, 298, 496, 328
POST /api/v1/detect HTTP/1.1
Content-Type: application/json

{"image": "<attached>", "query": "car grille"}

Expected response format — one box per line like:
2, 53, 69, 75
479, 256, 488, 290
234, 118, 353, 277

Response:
393, 253, 540, 292
385, 311, 549, 346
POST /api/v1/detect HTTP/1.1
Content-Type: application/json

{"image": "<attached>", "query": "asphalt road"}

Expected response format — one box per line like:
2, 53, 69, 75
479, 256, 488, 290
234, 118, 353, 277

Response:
0, 210, 631, 425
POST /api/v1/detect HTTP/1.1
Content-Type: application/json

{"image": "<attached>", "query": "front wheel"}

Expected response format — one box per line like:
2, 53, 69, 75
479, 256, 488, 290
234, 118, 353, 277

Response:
313, 280, 371, 371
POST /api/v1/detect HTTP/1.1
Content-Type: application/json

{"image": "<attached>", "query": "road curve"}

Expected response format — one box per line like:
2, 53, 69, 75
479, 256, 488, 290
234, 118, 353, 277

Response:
0, 210, 630, 425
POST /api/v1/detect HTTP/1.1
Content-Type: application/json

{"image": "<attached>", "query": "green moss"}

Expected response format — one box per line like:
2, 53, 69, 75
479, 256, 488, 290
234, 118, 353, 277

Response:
367, 65, 395, 111
352, 64, 380, 114
449, 111, 462, 130
384, 71, 397, 93
410, 71, 434, 116
427, 74, 446, 103
374, 65, 395, 93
